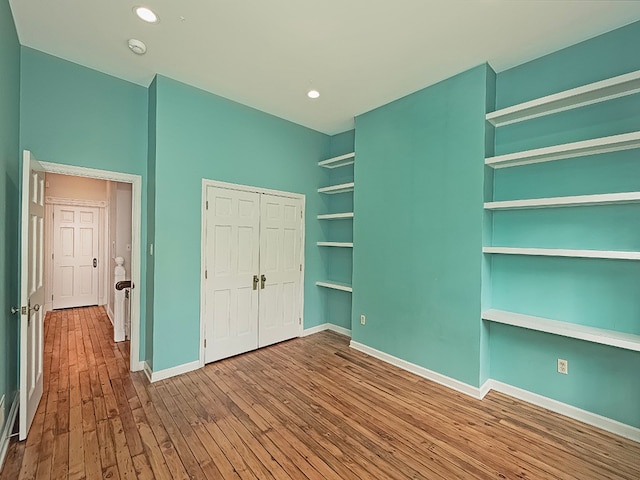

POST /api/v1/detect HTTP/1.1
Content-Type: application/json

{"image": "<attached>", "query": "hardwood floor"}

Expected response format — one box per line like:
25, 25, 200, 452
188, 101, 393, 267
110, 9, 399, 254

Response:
1, 306, 638, 479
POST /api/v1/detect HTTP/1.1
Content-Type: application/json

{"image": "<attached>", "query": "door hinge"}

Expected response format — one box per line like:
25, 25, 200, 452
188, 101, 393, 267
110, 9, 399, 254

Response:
52, 295, 54, 301
204, 339, 207, 348
206, 200, 209, 210
205, 270, 207, 279
299, 264, 302, 272
298, 318, 301, 325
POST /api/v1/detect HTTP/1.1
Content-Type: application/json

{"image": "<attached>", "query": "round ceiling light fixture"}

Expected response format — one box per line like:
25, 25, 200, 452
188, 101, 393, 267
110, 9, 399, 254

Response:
307, 89, 320, 99
134, 6, 159, 23
128, 38, 147, 55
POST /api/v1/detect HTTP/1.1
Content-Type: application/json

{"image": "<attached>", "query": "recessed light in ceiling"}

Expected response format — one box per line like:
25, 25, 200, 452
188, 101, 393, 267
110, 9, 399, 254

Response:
307, 89, 320, 99
134, 6, 159, 24
128, 38, 147, 55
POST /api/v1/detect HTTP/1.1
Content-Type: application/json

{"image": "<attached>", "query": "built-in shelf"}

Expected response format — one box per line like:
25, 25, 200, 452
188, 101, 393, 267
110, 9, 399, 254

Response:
483, 246, 640, 261
482, 309, 640, 352
485, 191, 640, 210
486, 70, 640, 127
485, 131, 640, 169
317, 212, 354, 220
318, 152, 355, 169
317, 242, 353, 248
318, 182, 354, 194
316, 281, 353, 292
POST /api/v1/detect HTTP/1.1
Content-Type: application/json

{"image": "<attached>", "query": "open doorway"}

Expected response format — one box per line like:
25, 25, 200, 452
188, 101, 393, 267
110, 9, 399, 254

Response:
38, 161, 143, 373
43, 173, 133, 346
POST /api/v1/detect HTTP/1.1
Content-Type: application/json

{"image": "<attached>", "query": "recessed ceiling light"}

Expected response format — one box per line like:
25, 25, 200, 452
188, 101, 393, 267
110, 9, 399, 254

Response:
134, 6, 159, 24
307, 89, 320, 99
128, 38, 147, 55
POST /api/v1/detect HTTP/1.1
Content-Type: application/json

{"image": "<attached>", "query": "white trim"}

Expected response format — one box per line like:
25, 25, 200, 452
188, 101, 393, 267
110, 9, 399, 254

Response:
483, 309, 640, 352
479, 379, 492, 399
484, 191, 640, 210
317, 242, 353, 248
0, 392, 19, 471
349, 341, 485, 400
45, 196, 107, 207
143, 361, 153, 383
318, 182, 354, 194
483, 246, 640, 261
318, 152, 355, 169
146, 360, 201, 383
106, 305, 114, 326
302, 323, 352, 337
199, 178, 306, 367
486, 380, 640, 443
315, 281, 352, 292
39, 161, 143, 372
485, 131, 640, 169
317, 212, 354, 220
344, 337, 640, 441
486, 69, 640, 127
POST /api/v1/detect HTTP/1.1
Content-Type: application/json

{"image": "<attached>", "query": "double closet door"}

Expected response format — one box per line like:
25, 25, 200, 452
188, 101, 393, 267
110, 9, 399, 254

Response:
204, 185, 303, 363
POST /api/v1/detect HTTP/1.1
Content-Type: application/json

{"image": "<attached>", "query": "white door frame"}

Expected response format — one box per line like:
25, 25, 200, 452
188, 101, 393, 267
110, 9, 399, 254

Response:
200, 179, 305, 366
44, 197, 109, 314
40, 161, 143, 372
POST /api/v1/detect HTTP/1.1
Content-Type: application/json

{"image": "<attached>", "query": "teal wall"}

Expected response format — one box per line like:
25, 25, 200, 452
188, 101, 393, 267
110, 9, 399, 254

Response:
0, 0, 20, 426
151, 76, 330, 371
352, 65, 490, 387
19, 48, 149, 362
146, 77, 157, 368
489, 21, 640, 427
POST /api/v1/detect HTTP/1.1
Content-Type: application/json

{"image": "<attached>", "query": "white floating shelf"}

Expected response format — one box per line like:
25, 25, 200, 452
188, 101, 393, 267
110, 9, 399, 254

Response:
317, 242, 353, 248
316, 281, 353, 293
318, 152, 355, 169
483, 246, 640, 261
317, 212, 354, 220
485, 131, 640, 169
482, 309, 640, 352
485, 191, 640, 210
486, 70, 640, 127
318, 182, 354, 194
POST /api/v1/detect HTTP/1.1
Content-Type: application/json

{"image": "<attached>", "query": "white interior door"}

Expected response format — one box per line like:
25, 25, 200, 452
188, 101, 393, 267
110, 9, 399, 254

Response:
258, 194, 302, 347
19, 150, 45, 440
52, 205, 100, 309
204, 186, 260, 363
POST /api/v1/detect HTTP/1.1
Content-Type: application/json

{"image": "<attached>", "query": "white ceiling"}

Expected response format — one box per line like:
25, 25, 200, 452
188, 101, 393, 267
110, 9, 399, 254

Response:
9, 1, 640, 135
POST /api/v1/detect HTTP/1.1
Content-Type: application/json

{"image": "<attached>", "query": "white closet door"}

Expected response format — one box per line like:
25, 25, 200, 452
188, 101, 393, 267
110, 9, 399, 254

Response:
52, 205, 99, 309
258, 194, 302, 348
205, 186, 260, 363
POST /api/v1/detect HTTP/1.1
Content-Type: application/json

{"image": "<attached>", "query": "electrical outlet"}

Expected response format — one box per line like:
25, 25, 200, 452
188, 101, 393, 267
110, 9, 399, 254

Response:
557, 358, 568, 375
360, 314, 366, 325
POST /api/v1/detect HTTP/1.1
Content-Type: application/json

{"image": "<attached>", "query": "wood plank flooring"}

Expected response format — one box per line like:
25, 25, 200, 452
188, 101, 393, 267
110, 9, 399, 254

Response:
1, 306, 638, 479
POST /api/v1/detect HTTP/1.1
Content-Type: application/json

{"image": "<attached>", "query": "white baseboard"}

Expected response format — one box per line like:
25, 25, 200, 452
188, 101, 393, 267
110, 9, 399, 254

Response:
143, 361, 153, 383
302, 323, 352, 338
348, 340, 639, 441
349, 341, 484, 400
487, 380, 640, 443
106, 306, 114, 326
0, 392, 19, 472
144, 359, 201, 383
130, 360, 144, 373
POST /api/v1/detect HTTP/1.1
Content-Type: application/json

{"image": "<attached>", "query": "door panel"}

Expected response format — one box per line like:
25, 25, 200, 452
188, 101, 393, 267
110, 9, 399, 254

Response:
20, 150, 45, 440
205, 187, 260, 363
52, 205, 99, 309
258, 194, 302, 348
